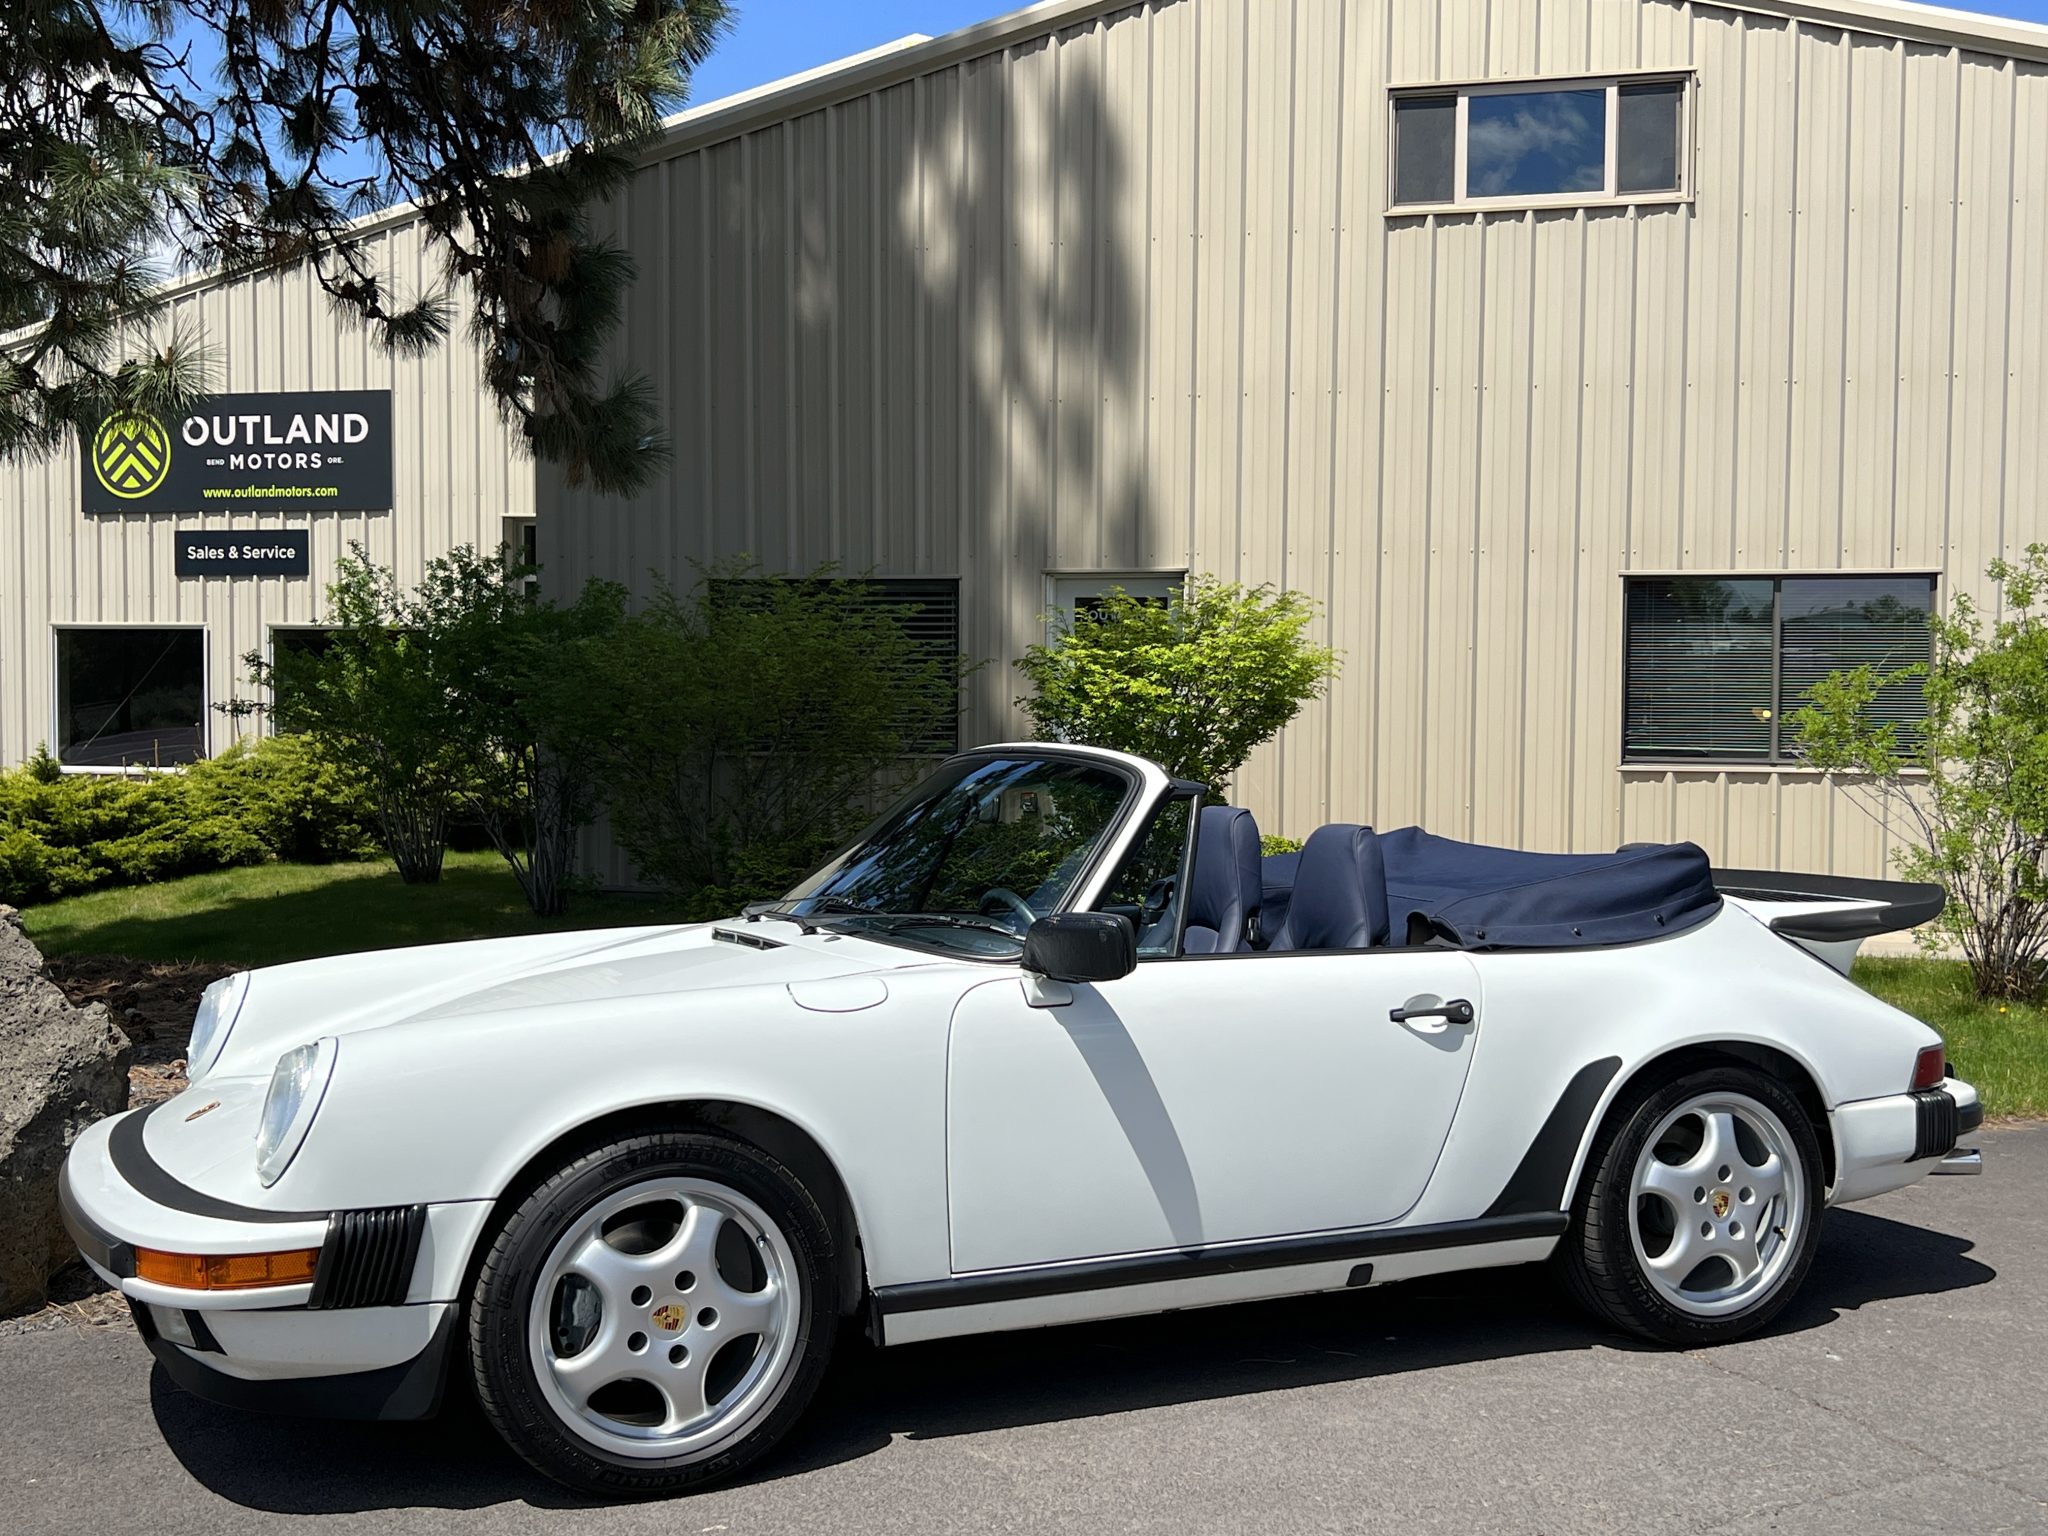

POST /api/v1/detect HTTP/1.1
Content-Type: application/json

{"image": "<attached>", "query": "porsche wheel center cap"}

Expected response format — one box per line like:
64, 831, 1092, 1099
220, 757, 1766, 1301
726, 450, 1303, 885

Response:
651, 1302, 688, 1333
1710, 1190, 1732, 1220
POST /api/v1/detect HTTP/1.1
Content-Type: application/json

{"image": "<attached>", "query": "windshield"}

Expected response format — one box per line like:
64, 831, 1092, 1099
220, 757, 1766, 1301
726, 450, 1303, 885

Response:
775, 754, 1137, 956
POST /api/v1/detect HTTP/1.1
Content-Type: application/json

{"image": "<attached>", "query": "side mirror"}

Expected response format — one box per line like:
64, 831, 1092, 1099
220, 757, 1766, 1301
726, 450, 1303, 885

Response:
1022, 912, 1137, 985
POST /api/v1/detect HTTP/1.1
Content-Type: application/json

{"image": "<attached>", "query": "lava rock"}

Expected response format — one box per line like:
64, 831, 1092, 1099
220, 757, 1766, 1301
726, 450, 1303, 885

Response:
0, 907, 129, 1315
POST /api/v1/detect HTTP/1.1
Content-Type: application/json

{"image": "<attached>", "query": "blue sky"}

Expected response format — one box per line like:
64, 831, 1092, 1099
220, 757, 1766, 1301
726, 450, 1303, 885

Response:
693, 0, 2048, 105
686, 2, 997, 106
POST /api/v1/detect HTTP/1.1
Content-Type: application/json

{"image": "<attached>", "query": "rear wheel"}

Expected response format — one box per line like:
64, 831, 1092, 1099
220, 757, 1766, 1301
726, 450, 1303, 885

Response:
468, 1131, 838, 1496
1559, 1066, 1823, 1345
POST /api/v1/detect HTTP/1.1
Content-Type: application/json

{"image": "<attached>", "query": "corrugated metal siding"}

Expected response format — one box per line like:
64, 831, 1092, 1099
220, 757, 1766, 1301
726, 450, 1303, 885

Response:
542, 0, 2048, 885
0, 217, 533, 763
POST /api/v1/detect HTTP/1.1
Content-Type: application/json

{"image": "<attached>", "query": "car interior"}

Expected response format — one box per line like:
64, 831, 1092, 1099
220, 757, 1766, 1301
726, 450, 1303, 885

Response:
1166, 805, 1722, 955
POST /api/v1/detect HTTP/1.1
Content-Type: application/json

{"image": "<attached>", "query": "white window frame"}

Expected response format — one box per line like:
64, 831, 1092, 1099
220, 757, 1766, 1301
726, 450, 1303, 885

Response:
1044, 571, 1187, 638
51, 621, 210, 774
1388, 70, 1695, 216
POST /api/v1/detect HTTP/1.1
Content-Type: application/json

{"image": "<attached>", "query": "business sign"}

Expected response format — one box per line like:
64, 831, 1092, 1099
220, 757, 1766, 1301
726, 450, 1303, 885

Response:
174, 530, 311, 578
84, 390, 393, 514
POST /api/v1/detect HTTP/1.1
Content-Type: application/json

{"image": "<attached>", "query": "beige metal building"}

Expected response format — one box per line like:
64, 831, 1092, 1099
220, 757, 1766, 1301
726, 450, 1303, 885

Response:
4, 0, 2045, 893
547, 0, 2048, 884
0, 217, 534, 769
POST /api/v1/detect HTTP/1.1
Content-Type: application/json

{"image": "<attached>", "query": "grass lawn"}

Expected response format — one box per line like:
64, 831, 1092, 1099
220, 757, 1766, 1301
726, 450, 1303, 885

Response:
20, 852, 690, 968
1853, 956, 2048, 1120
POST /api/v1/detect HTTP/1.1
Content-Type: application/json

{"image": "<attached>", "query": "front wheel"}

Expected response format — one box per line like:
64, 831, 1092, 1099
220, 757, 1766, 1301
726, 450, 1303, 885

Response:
1558, 1066, 1824, 1346
467, 1131, 839, 1496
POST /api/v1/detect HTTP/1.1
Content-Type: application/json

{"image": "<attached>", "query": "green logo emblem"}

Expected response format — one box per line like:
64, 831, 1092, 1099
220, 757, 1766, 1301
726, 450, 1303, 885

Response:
92, 413, 172, 499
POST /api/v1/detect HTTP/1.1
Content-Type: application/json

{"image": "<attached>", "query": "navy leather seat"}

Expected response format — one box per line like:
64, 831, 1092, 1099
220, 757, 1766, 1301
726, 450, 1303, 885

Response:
1259, 850, 1301, 945
1266, 823, 1391, 951
1182, 805, 1263, 953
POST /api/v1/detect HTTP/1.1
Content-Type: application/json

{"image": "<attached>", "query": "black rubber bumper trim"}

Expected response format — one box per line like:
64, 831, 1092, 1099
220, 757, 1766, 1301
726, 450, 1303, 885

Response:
57, 1160, 135, 1279
1910, 1088, 1961, 1161
872, 1213, 1568, 1315
108, 1102, 325, 1225
1958, 1098, 1984, 1134
144, 1307, 456, 1422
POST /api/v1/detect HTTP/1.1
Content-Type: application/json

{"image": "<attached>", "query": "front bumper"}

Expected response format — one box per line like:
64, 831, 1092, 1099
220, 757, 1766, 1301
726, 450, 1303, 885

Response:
59, 1105, 491, 1421
1830, 1076, 1984, 1205
130, 1296, 457, 1421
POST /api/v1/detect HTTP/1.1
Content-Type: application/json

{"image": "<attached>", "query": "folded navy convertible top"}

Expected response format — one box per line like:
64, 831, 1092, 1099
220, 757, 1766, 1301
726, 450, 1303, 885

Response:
1376, 827, 1721, 948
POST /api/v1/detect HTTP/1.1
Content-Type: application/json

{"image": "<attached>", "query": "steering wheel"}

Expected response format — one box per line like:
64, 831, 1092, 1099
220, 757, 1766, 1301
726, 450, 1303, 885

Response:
979, 888, 1037, 929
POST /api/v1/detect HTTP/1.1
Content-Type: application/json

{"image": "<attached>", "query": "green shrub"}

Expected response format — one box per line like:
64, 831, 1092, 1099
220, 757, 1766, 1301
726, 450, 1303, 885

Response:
582, 563, 969, 910
242, 542, 623, 912
1260, 834, 1304, 857
0, 735, 376, 906
1793, 545, 2048, 1001
1016, 577, 1340, 797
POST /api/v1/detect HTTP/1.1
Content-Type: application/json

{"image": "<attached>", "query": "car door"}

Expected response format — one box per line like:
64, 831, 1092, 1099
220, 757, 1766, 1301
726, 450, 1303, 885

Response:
944, 948, 1484, 1273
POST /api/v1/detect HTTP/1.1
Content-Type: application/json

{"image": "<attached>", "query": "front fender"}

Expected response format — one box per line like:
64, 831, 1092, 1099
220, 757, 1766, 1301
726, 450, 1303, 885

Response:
144, 969, 979, 1291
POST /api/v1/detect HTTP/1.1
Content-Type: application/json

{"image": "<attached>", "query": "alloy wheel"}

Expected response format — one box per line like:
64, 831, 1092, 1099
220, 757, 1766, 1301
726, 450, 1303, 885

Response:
527, 1176, 804, 1461
1626, 1090, 1807, 1318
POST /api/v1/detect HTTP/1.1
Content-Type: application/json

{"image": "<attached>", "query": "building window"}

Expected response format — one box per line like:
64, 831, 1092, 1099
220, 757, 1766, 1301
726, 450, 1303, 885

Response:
1046, 573, 1185, 635
712, 576, 962, 754
1621, 576, 1936, 765
266, 626, 338, 731
1391, 75, 1689, 210
504, 517, 539, 595
56, 627, 206, 768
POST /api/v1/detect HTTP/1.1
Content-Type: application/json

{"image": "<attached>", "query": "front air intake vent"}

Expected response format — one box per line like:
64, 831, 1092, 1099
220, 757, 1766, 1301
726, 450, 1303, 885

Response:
714, 927, 785, 950
308, 1205, 426, 1309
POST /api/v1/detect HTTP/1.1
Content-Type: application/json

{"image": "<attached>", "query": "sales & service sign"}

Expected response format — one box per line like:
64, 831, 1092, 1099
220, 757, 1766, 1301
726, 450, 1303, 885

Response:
83, 390, 393, 514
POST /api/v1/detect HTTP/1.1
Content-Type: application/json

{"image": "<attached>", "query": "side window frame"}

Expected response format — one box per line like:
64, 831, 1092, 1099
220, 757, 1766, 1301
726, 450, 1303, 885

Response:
1092, 783, 1205, 960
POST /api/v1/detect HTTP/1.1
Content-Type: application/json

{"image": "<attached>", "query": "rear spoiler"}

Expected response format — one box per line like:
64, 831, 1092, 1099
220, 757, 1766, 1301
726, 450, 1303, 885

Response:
1713, 869, 1946, 942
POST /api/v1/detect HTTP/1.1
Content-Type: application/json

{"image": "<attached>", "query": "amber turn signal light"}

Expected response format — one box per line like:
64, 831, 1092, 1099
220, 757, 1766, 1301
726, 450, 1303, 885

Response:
134, 1247, 320, 1291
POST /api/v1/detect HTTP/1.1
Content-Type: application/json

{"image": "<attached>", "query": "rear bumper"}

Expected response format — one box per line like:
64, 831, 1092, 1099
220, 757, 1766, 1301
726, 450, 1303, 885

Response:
1830, 1077, 1982, 1205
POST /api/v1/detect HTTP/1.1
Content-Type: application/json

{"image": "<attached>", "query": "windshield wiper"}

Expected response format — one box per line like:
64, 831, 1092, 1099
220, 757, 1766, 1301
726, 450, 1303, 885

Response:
741, 896, 871, 935
858, 913, 1028, 945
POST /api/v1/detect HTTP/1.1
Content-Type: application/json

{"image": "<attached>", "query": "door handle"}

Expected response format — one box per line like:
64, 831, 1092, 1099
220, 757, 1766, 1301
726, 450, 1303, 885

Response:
1389, 998, 1475, 1026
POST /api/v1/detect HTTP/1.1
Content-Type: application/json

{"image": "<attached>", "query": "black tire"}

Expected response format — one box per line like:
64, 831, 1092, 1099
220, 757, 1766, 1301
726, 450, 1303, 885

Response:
1557, 1065, 1825, 1346
467, 1130, 840, 1497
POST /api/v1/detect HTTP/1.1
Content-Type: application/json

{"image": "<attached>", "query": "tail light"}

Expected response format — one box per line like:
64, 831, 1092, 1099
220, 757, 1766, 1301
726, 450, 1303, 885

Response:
1911, 1045, 1947, 1091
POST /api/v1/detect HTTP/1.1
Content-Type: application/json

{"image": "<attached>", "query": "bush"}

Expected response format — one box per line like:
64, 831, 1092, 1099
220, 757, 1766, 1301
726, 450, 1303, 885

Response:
181, 737, 380, 865
583, 563, 968, 911
1792, 545, 2048, 1002
0, 735, 375, 906
245, 548, 465, 885
1015, 577, 1339, 797
413, 548, 628, 916
1260, 834, 1303, 857
243, 543, 626, 913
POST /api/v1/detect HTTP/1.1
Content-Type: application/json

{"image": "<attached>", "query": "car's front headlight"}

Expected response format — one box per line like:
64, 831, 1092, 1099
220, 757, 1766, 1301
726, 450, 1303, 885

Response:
187, 971, 251, 1081
254, 1038, 337, 1188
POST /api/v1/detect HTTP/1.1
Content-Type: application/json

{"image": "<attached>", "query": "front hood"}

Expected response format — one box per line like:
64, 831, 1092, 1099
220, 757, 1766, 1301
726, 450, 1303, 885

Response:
200, 919, 910, 1082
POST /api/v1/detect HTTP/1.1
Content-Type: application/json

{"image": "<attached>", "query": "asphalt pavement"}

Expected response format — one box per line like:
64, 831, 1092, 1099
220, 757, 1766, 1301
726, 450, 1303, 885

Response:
4, 1123, 2044, 1535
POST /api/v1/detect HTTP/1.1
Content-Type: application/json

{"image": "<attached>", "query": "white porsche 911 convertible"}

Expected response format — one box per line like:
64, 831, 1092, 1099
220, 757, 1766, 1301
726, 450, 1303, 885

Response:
61, 744, 1982, 1496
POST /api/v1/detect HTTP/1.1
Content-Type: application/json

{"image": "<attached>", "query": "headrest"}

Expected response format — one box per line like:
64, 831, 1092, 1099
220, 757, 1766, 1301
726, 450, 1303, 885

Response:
1272, 823, 1390, 951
